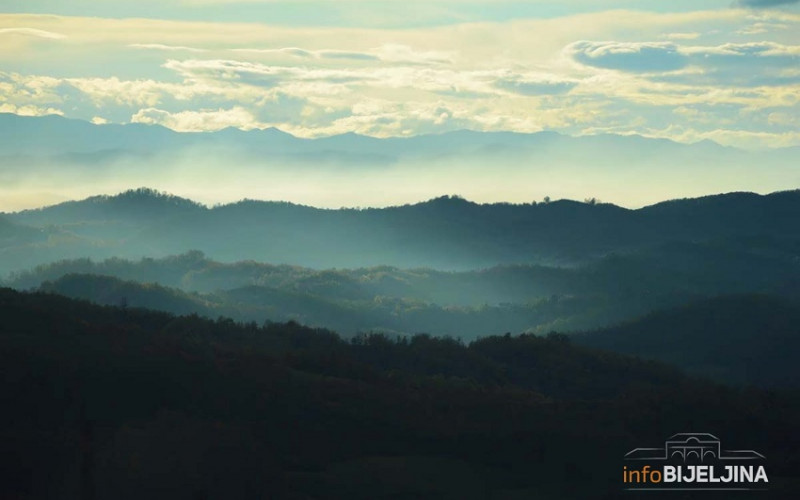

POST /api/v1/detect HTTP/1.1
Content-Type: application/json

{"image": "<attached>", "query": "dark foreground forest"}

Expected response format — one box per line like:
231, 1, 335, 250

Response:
2, 288, 799, 499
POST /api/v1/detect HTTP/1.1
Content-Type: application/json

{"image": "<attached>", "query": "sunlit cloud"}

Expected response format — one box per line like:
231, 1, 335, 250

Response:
0, 9, 798, 148
0, 27, 66, 40
129, 43, 208, 52
131, 106, 258, 131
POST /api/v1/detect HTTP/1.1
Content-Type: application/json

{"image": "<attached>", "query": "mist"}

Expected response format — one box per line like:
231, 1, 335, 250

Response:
1, 137, 797, 212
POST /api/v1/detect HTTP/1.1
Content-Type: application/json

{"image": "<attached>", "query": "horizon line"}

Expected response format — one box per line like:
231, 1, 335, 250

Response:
0, 111, 749, 151
4, 186, 798, 215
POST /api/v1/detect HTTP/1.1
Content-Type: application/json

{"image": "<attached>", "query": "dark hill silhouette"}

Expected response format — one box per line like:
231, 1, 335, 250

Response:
32, 273, 601, 338
9, 187, 204, 227
2, 188, 800, 274
39, 273, 216, 318
7, 225, 800, 336
21, 271, 800, 389
5, 217, 800, 338
639, 190, 800, 240
2, 287, 800, 498
573, 294, 800, 388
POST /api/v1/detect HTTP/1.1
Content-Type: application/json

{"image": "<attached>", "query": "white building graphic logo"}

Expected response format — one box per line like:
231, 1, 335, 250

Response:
622, 433, 768, 491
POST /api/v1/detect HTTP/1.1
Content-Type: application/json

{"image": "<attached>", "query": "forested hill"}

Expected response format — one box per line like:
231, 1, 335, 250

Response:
2, 188, 800, 274
572, 294, 800, 388
19, 271, 800, 389
2, 287, 800, 498
6, 227, 799, 339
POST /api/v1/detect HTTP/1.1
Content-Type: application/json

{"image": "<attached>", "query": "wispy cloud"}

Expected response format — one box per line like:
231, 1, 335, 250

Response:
661, 32, 701, 40
566, 41, 689, 72
233, 44, 452, 65
566, 40, 800, 86
129, 43, 208, 52
737, 0, 800, 8
0, 10, 798, 147
493, 73, 578, 96
0, 27, 66, 39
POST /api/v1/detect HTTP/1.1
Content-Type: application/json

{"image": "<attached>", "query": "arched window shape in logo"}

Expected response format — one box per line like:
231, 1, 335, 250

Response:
625, 433, 764, 462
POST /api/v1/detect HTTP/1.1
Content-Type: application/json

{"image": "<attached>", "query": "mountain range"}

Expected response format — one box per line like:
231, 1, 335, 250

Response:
4, 113, 798, 175
1, 113, 798, 211
0, 112, 746, 160
2, 187, 799, 274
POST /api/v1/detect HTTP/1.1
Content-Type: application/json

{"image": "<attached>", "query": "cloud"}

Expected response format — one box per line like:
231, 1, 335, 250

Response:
662, 125, 800, 149
164, 59, 373, 90
0, 28, 66, 39
373, 44, 454, 65
65, 77, 185, 107
661, 32, 701, 40
567, 40, 800, 86
0, 102, 63, 116
566, 41, 689, 72
232, 47, 377, 61
678, 42, 800, 86
767, 110, 799, 126
131, 106, 258, 132
736, 20, 790, 34
0, 72, 74, 114
737, 0, 800, 8
687, 41, 800, 57
161, 58, 494, 97
232, 44, 451, 65
1, 10, 799, 148
129, 43, 208, 52
494, 73, 578, 96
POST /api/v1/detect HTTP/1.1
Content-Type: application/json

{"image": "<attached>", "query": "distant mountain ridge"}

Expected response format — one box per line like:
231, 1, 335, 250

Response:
0, 112, 739, 157
6, 215, 800, 338
3, 112, 797, 216
573, 294, 800, 388
2, 112, 793, 173
2, 187, 800, 274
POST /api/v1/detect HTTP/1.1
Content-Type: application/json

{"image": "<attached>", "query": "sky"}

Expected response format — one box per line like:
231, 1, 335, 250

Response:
0, 0, 798, 150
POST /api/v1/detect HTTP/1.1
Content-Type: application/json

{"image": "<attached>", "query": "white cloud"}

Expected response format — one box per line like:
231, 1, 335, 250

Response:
232, 44, 452, 65
128, 43, 208, 52
661, 32, 701, 40
131, 106, 258, 131
0, 28, 66, 40
373, 44, 454, 65
685, 41, 800, 56
0, 102, 63, 116
493, 72, 578, 95
566, 40, 800, 87
767, 110, 799, 126
0, 10, 798, 147
668, 126, 800, 149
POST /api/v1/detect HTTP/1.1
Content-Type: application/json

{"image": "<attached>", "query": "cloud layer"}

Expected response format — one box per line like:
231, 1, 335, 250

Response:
0, 8, 799, 148
738, 0, 800, 8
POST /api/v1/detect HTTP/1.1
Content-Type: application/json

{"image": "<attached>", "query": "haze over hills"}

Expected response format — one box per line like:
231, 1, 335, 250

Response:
0, 112, 744, 159
2, 187, 800, 275
5, 0, 800, 496
573, 294, 800, 388
1, 113, 798, 210
3, 188, 798, 333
